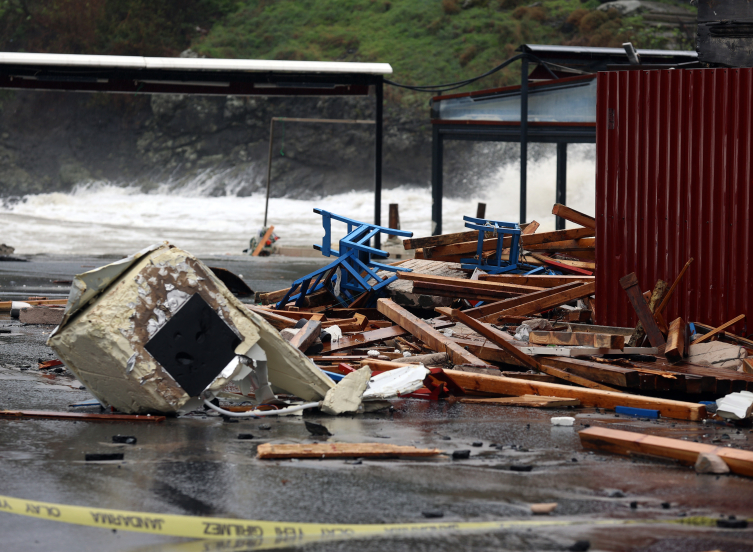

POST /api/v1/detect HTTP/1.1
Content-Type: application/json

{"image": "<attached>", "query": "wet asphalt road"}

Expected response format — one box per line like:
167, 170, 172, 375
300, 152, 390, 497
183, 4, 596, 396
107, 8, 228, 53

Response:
1, 256, 753, 552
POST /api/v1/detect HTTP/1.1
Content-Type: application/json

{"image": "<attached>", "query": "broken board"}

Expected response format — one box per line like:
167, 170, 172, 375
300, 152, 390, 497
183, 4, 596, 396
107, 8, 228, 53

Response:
460, 395, 580, 408
256, 443, 442, 459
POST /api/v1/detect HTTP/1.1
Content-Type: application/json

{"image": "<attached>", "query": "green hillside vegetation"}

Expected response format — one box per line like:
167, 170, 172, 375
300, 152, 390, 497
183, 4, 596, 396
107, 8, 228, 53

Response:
0, 0, 696, 106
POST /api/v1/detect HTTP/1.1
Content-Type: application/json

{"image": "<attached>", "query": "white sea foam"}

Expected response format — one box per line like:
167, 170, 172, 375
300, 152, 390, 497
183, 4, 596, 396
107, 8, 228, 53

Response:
0, 145, 595, 256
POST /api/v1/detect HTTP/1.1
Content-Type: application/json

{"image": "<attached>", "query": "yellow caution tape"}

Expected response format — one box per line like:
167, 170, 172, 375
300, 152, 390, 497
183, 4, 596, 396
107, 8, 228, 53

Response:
0, 493, 742, 546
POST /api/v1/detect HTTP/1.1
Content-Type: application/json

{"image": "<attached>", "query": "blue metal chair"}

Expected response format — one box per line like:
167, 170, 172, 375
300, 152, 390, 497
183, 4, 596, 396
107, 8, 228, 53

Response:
275, 209, 413, 309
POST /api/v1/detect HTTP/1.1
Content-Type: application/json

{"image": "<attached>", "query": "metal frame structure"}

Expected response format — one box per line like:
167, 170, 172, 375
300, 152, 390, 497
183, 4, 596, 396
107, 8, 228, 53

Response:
429, 44, 698, 235
0, 52, 392, 245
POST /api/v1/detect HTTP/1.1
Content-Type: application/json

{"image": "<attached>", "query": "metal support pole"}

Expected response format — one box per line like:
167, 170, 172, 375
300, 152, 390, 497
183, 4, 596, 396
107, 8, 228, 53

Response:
431, 125, 443, 235
520, 55, 529, 224
556, 142, 567, 230
374, 79, 384, 250
263, 119, 275, 227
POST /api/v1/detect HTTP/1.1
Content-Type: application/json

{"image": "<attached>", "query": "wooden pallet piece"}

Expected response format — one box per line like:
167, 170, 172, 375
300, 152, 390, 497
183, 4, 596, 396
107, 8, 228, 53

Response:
245, 304, 298, 330
539, 357, 640, 389
377, 299, 486, 366
397, 272, 543, 293
523, 238, 595, 252
619, 273, 666, 349
551, 203, 596, 229
483, 281, 596, 322
579, 427, 753, 477
257, 443, 442, 459
529, 254, 594, 275
460, 395, 581, 407
459, 281, 584, 321
288, 319, 322, 352
529, 331, 624, 349
478, 274, 594, 287
444, 370, 706, 421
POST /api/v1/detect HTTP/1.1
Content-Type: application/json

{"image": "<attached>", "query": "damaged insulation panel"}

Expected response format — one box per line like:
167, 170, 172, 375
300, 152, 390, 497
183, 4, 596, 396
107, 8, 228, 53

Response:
48, 244, 334, 414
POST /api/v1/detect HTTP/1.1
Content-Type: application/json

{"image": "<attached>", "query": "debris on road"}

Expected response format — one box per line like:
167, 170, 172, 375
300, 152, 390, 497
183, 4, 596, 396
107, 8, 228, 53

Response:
256, 443, 442, 459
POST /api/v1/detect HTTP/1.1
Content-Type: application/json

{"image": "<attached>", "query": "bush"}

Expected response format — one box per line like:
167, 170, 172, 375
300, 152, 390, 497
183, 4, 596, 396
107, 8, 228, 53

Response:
459, 44, 478, 66
442, 0, 461, 15
566, 9, 589, 27
579, 11, 608, 34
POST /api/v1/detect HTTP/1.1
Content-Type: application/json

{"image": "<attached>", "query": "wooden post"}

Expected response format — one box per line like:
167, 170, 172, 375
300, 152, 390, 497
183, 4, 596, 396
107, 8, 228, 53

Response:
628, 279, 667, 347
476, 202, 486, 219
664, 317, 687, 363
619, 273, 666, 348
288, 319, 322, 353
388, 203, 400, 239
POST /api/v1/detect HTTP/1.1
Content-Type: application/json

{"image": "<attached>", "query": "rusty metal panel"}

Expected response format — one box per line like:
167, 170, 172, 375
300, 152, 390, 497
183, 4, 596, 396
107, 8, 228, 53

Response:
596, 68, 753, 337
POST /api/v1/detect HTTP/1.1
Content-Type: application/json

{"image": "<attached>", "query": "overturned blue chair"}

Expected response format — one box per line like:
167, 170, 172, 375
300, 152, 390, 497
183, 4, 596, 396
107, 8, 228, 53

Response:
459, 215, 549, 275
275, 209, 413, 309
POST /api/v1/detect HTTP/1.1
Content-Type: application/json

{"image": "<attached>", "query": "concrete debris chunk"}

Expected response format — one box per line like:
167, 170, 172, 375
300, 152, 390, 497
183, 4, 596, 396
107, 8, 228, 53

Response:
320, 366, 372, 415
694, 452, 730, 475
48, 243, 334, 415
687, 341, 748, 371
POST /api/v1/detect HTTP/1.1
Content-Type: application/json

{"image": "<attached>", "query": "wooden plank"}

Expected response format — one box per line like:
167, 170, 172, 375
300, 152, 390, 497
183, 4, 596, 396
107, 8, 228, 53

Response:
619, 273, 666, 349
288, 319, 322, 352
656, 257, 694, 317
501, 372, 558, 382
460, 395, 581, 407
691, 322, 753, 349
320, 325, 408, 354
0, 299, 68, 311
0, 410, 166, 422
579, 427, 753, 478
539, 357, 640, 389
529, 254, 594, 275
257, 443, 442, 459
552, 203, 596, 229
257, 287, 291, 305
403, 230, 480, 251
397, 272, 543, 294
664, 317, 687, 363
485, 282, 596, 322
444, 370, 706, 421
568, 323, 634, 336
460, 281, 584, 320
424, 227, 595, 259
529, 331, 624, 349
377, 299, 486, 366
451, 309, 616, 390
412, 282, 522, 302
523, 238, 595, 252
691, 314, 746, 345
251, 225, 275, 257
629, 279, 668, 347
245, 304, 298, 330
254, 308, 326, 321
478, 274, 594, 287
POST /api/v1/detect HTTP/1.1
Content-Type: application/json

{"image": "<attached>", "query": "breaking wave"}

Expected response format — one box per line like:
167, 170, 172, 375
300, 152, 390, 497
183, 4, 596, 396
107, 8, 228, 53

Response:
0, 145, 595, 256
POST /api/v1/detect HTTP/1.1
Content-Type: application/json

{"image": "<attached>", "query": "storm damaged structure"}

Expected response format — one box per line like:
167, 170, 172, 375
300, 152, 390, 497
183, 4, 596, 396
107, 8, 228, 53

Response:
48, 244, 334, 414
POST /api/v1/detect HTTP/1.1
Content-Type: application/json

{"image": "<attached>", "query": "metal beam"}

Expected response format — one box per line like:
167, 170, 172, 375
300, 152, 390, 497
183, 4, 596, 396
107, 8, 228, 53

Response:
431, 124, 444, 235
556, 142, 567, 230
520, 55, 529, 225
374, 79, 383, 249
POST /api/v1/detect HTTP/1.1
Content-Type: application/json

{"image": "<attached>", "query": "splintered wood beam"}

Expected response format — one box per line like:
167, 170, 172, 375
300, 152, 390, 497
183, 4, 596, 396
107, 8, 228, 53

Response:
478, 274, 594, 287
579, 427, 753, 478
551, 203, 596, 229
403, 230, 480, 251
257, 443, 442, 459
444, 370, 707, 421
377, 299, 487, 366
529, 331, 624, 349
691, 314, 746, 345
483, 281, 596, 322
288, 319, 322, 352
397, 272, 543, 294
664, 317, 687, 363
412, 282, 522, 302
523, 238, 595, 252
629, 279, 668, 347
619, 273, 666, 349
246, 304, 298, 330
451, 309, 615, 390
462, 281, 584, 320
422, 227, 595, 258
656, 257, 694, 317
460, 395, 581, 408
528, 254, 595, 275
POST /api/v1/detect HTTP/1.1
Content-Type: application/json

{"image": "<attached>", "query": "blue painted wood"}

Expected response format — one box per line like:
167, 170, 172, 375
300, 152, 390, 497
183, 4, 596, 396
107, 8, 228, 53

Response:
276, 210, 413, 309
615, 406, 660, 419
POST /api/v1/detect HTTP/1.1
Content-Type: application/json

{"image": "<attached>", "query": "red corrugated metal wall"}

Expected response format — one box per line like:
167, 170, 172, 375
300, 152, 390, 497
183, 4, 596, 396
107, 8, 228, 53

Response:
596, 68, 753, 336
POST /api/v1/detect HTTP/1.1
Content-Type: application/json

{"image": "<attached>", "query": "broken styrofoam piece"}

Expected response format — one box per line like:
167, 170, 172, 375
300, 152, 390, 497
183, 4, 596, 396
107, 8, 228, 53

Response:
442, 329, 453, 337
9, 301, 31, 319
48, 243, 334, 414
694, 452, 730, 474
322, 325, 342, 343
367, 350, 380, 358
688, 341, 748, 371
362, 365, 430, 400
551, 416, 575, 426
716, 390, 753, 420
320, 366, 372, 415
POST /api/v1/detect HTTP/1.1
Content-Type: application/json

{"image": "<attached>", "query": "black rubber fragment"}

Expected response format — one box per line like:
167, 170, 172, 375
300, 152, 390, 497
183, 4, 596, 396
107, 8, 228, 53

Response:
85, 453, 124, 461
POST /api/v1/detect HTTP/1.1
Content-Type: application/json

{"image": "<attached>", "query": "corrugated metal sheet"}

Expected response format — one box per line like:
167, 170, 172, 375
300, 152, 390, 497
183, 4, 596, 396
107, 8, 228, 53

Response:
596, 68, 753, 337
